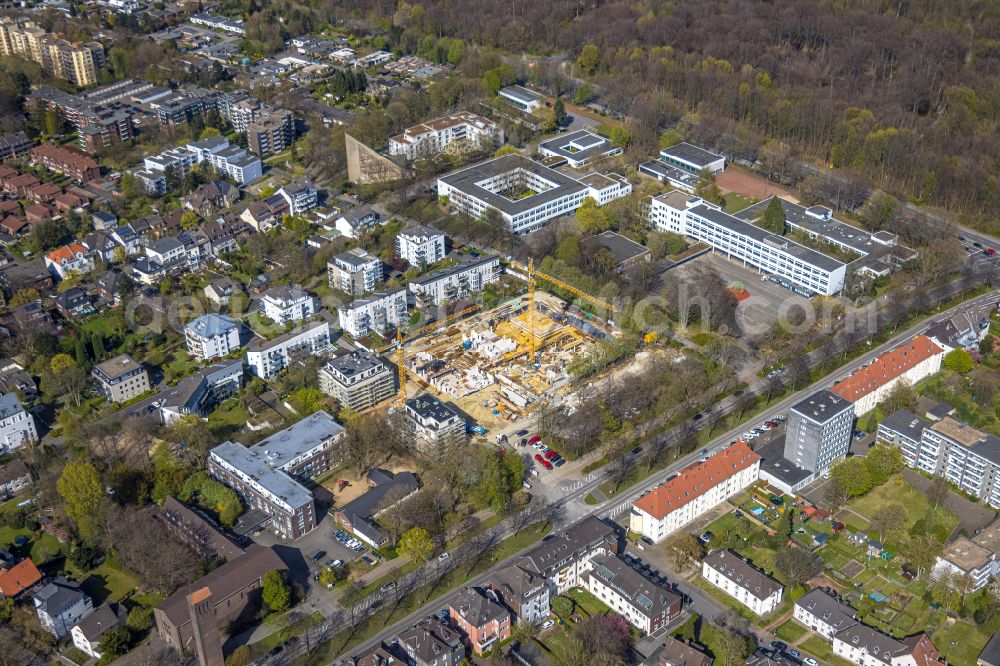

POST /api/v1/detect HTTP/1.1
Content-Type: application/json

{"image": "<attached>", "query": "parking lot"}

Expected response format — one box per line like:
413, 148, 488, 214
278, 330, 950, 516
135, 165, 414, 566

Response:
255, 512, 372, 573
695, 253, 812, 336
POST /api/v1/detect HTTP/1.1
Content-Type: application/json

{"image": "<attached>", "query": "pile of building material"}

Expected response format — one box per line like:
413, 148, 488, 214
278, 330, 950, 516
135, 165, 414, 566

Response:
464, 329, 517, 361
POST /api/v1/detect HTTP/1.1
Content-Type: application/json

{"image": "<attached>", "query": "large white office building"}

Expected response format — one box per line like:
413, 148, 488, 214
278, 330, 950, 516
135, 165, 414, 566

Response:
408, 255, 501, 306
649, 191, 847, 296
245, 320, 331, 380
337, 288, 408, 338
389, 112, 503, 160
438, 155, 589, 234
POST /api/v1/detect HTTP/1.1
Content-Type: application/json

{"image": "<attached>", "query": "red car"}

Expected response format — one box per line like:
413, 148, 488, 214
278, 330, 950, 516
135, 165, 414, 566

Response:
529, 435, 542, 444
987, 248, 998, 256
544, 450, 558, 459
534, 454, 544, 462
541, 460, 553, 470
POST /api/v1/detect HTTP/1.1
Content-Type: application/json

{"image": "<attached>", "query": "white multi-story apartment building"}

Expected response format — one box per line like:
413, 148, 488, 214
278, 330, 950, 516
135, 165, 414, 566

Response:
579, 172, 633, 205
132, 136, 262, 194
277, 179, 318, 216
0, 393, 37, 454
793, 589, 858, 641
629, 441, 760, 543
404, 394, 466, 448
144, 237, 186, 266
337, 288, 408, 338
438, 155, 588, 234
514, 516, 618, 594
245, 320, 331, 380
701, 550, 783, 616
408, 255, 501, 306
832, 626, 942, 666
33, 579, 93, 639
396, 224, 447, 267
879, 411, 1000, 510
258, 285, 316, 324
189, 13, 246, 35
831, 336, 945, 416
649, 191, 847, 296
583, 555, 682, 635
932, 537, 995, 591
184, 313, 241, 360
389, 112, 503, 160
328, 248, 382, 296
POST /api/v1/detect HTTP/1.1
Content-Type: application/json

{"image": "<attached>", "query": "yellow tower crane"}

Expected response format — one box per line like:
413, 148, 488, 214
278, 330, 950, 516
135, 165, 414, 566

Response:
527, 257, 536, 368
395, 328, 405, 408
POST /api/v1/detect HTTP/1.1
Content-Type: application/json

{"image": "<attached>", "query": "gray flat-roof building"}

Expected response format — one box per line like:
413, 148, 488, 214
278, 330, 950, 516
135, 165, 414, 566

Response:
785, 389, 855, 474
335, 468, 419, 547
92, 353, 150, 403
404, 394, 465, 448
208, 411, 344, 539
658, 142, 725, 175
498, 85, 544, 112
318, 351, 396, 411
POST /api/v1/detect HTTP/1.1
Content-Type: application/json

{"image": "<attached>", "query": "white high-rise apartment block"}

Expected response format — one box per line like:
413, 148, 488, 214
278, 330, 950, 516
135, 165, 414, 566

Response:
337, 289, 408, 338
396, 224, 447, 267
185, 314, 241, 360
408, 255, 500, 306
258, 285, 316, 324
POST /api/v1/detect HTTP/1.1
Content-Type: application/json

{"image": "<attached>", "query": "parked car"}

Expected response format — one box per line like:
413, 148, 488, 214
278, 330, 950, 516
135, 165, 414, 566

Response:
699, 531, 714, 544
788, 649, 801, 659
380, 582, 397, 592
770, 641, 788, 651
529, 435, 541, 444
438, 552, 450, 561
541, 460, 553, 470
803, 658, 818, 666
516, 430, 529, 437
534, 453, 545, 462
544, 450, 558, 459
523, 481, 532, 489
541, 619, 555, 630
554, 458, 565, 467
312, 550, 326, 562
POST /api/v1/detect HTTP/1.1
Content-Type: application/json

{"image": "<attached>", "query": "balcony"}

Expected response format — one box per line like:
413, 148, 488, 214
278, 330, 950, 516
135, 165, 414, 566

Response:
476, 634, 500, 652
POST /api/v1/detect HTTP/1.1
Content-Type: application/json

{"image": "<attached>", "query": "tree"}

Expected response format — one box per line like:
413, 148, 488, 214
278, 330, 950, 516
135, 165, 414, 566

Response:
262, 569, 292, 613
199, 127, 221, 140
550, 595, 574, 618
57, 462, 105, 544
864, 444, 903, 485
126, 606, 153, 631
8, 288, 39, 308
927, 474, 950, 509
180, 210, 201, 230
226, 645, 252, 666
908, 533, 945, 578
663, 533, 703, 569
882, 380, 917, 413
398, 527, 434, 562
318, 566, 346, 588
577, 44, 600, 75
573, 83, 595, 105
553, 98, 568, 129
693, 171, 724, 205
98, 626, 131, 659
112, 245, 126, 264
871, 503, 907, 542
831, 457, 873, 496
980, 336, 995, 356
609, 125, 630, 148
774, 547, 821, 587
511, 618, 535, 646
647, 231, 687, 259
576, 196, 613, 233
943, 348, 974, 374
659, 129, 682, 150
758, 197, 786, 235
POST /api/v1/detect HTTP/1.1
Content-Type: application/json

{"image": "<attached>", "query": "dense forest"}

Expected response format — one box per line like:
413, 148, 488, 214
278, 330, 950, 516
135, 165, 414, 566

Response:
334, 0, 1000, 230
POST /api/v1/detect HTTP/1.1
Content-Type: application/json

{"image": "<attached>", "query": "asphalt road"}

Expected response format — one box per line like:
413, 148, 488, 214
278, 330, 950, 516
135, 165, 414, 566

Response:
328, 289, 1000, 662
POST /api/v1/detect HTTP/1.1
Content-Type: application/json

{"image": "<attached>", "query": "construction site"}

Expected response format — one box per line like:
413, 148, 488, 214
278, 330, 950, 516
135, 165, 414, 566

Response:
396, 289, 611, 430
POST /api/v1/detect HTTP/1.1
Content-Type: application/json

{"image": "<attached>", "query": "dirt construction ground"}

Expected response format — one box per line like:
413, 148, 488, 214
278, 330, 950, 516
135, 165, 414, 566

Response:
716, 165, 799, 202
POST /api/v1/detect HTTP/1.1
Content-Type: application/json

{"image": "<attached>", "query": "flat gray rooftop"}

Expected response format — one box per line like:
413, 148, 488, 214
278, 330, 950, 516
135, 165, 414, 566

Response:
691, 203, 845, 273
439, 154, 586, 216
250, 409, 344, 469
210, 440, 313, 508
791, 389, 853, 424
660, 142, 723, 168
539, 130, 618, 163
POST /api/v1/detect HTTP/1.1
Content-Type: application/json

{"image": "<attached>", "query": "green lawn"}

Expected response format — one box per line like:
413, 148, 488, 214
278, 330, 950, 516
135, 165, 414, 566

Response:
162, 351, 201, 384
567, 587, 613, 618
775, 619, 808, 643
929, 618, 992, 666
722, 193, 756, 214
80, 316, 116, 337
207, 397, 251, 438
848, 479, 958, 535
82, 560, 141, 604
248, 312, 287, 340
